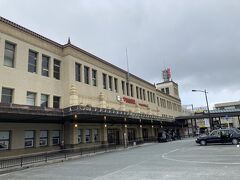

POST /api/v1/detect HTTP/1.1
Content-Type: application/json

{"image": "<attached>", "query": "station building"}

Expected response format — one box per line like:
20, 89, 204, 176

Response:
0, 16, 182, 156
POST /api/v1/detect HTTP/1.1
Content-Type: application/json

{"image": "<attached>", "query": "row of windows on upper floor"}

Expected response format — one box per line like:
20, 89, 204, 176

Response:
2, 40, 181, 111
1, 87, 61, 108
3, 41, 61, 79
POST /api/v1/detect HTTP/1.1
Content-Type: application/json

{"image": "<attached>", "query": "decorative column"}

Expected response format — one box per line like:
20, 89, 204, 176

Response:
99, 92, 107, 108
101, 124, 108, 144
69, 85, 79, 106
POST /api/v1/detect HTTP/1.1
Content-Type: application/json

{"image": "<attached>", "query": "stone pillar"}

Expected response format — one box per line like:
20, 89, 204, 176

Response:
35, 130, 40, 148
137, 125, 143, 142
99, 92, 106, 108
233, 117, 240, 128
123, 125, 128, 147
101, 124, 108, 144
69, 85, 79, 106
64, 122, 78, 147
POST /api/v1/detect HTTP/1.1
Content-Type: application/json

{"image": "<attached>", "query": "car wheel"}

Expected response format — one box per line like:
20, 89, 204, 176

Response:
232, 138, 238, 145
200, 140, 207, 146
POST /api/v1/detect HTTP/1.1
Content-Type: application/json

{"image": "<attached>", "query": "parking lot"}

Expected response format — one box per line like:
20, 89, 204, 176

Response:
1, 139, 240, 180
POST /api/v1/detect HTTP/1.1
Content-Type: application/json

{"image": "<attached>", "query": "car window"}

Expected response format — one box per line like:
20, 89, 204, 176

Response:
233, 128, 240, 134
210, 130, 220, 137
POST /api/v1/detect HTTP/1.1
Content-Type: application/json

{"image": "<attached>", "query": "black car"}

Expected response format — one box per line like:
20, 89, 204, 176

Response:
196, 128, 240, 146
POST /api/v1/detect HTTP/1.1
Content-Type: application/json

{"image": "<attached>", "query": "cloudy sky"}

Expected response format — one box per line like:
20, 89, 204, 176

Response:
1, 0, 240, 109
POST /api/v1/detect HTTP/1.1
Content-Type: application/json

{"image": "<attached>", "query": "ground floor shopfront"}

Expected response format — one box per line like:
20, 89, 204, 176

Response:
0, 104, 182, 157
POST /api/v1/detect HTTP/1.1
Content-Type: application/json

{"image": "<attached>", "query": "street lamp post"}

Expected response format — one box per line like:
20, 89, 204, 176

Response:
192, 89, 213, 130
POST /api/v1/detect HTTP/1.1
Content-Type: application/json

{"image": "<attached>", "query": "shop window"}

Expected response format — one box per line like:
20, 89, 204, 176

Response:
94, 129, 99, 142
0, 131, 10, 150
85, 129, 91, 143
39, 130, 48, 146
52, 130, 60, 145
24, 131, 35, 148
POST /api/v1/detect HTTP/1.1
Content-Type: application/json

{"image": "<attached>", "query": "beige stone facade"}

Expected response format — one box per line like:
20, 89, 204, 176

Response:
0, 17, 182, 155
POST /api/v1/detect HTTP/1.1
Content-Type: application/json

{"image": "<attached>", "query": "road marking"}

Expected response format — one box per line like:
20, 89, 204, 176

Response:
162, 148, 240, 165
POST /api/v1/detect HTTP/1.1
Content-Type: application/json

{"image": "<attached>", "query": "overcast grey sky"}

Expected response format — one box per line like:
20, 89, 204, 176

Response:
1, 0, 240, 109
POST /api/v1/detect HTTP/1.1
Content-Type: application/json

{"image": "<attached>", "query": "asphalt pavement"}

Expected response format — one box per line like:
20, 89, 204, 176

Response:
1, 139, 240, 180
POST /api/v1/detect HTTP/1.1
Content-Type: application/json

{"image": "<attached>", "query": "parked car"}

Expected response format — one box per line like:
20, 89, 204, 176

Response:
196, 128, 240, 146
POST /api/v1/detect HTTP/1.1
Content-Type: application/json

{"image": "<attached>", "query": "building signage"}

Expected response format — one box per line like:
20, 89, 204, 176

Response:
123, 97, 136, 104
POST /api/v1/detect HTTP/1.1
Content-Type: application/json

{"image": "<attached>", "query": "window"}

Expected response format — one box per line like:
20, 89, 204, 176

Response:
1, 87, 13, 103
150, 92, 153, 102
136, 87, 139, 99
139, 88, 142, 100
102, 73, 107, 89
143, 89, 146, 101
52, 130, 60, 145
85, 129, 91, 143
122, 81, 125, 95
84, 66, 90, 84
157, 97, 160, 106
54, 59, 61, 80
78, 129, 82, 144
92, 69, 97, 86
126, 83, 129, 96
161, 88, 165, 93
41, 94, 49, 108
53, 96, 61, 108
28, 50, 37, 73
42, 55, 49, 77
26, 92, 36, 106
147, 91, 150, 102
109, 76, 113, 91
75, 63, 81, 82
39, 130, 48, 146
0, 131, 10, 150
166, 87, 170, 95
4, 41, 15, 68
94, 129, 99, 142
130, 84, 133, 97
24, 131, 35, 148
114, 78, 118, 92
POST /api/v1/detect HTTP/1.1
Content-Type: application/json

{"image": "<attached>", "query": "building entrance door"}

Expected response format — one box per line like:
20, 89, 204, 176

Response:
127, 128, 136, 142
142, 128, 148, 141
107, 129, 120, 145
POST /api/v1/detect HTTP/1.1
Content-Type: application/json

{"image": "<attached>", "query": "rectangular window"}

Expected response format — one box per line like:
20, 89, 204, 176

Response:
78, 129, 82, 144
114, 78, 118, 92
147, 91, 150, 102
85, 129, 91, 143
136, 87, 139, 99
122, 81, 125, 95
109, 76, 113, 91
157, 97, 160, 106
92, 69, 97, 86
4, 41, 15, 68
130, 84, 133, 97
150, 92, 153, 103
126, 83, 129, 96
24, 130, 35, 148
52, 130, 60, 145
94, 129, 99, 142
0, 131, 10, 150
26, 91, 36, 106
102, 73, 107, 89
28, 50, 37, 73
84, 66, 89, 84
143, 89, 146, 101
53, 96, 61, 108
166, 87, 170, 95
41, 94, 49, 108
39, 130, 48, 147
75, 63, 81, 82
54, 59, 61, 80
139, 88, 142, 100
42, 55, 49, 77
1, 87, 13, 104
